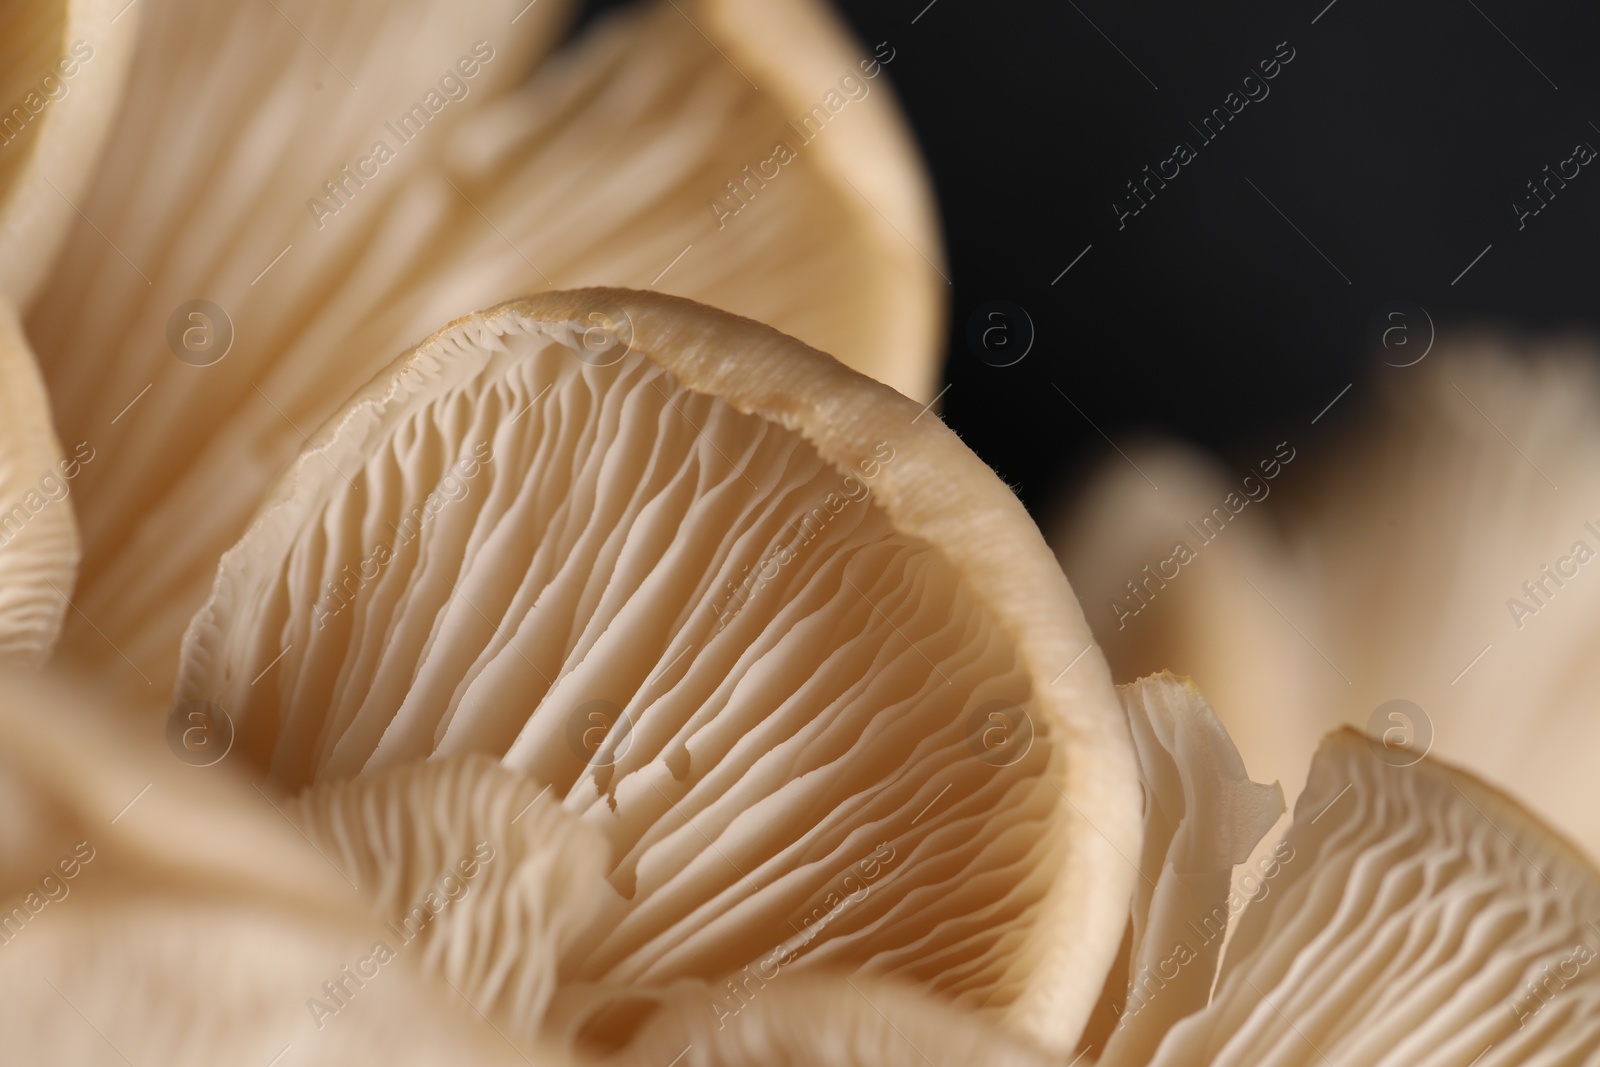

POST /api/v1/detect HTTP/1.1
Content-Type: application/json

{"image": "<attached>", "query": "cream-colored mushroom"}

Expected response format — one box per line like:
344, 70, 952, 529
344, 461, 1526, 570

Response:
176, 289, 1139, 1054
0, 301, 79, 666
278, 665, 1600, 1064
285, 757, 1074, 1064
290, 754, 614, 1048
0, 669, 574, 1065
0, 0, 136, 667
1084, 673, 1285, 1067
30, 0, 943, 695
1055, 343, 1600, 864
1096, 672, 1600, 1066
605, 970, 1061, 1067
1146, 727, 1600, 1065
0, 0, 138, 306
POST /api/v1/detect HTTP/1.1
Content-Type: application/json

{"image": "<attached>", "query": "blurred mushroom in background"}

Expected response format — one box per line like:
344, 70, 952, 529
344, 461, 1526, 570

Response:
1054, 338, 1600, 863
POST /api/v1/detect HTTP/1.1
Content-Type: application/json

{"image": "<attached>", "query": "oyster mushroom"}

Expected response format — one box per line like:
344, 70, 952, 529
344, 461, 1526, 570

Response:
1141, 726, 1600, 1064
1079, 672, 1600, 1066
289, 754, 614, 1045
284, 757, 1071, 1065
0, 670, 573, 1065
176, 289, 1141, 1054
1056, 342, 1600, 862
26, 0, 943, 694
0, 301, 79, 666
0, 0, 136, 666
1083, 673, 1285, 1067
12, 657, 1595, 1063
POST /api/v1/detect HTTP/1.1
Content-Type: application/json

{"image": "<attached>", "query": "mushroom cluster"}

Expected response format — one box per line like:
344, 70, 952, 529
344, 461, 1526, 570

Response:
1, 0, 1598, 1063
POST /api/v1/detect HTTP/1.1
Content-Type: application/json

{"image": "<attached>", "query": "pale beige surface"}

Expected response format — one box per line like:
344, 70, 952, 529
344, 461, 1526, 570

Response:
175, 289, 1137, 1053
0, 669, 572, 1065
1089, 674, 1284, 1067
26, 0, 943, 701
0, 298, 78, 666
1145, 730, 1600, 1066
0, 0, 139, 307
1056, 344, 1600, 865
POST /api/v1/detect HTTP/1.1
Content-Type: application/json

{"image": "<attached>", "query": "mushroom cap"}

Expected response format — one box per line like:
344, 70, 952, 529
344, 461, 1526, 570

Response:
0, 669, 574, 1065
1085, 673, 1285, 1067
0, 298, 79, 667
1055, 342, 1600, 863
0, 0, 137, 668
1142, 725, 1600, 1066
176, 288, 1140, 1052
289, 754, 614, 1047
605, 971, 1062, 1067
31, 0, 944, 695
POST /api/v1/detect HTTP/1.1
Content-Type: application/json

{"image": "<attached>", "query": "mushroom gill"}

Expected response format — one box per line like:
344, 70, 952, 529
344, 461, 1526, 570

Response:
0, 300, 79, 667
1055, 344, 1600, 862
1151, 727, 1600, 1065
32, 0, 943, 694
1085, 673, 1285, 1067
289, 754, 613, 1046
606, 971, 1060, 1067
0, 0, 135, 668
176, 289, 1140, 1053
1102, 674, 1600, 1067
0, 670, 571, 1066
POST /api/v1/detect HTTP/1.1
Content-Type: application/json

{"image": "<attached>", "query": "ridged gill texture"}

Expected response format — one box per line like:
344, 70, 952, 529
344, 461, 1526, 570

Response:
291, 756, 612, 1045
1055, 346, 1600, 863
176, 291, 1139, 1052
0, 300, 79, 666
0, 671, 567, 1067
32, 0, 942, 696
1144, 729, 1600, 1066
1086, 673, 1284, 1067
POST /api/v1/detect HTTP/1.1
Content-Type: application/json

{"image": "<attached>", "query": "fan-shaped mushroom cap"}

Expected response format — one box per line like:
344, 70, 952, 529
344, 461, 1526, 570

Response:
32, 0, 944, 696
1055, 342, 1600, 863
176, 289, 1138, 1052
0, 299, 79, 666
0, 670, 573, 1065
1142, 727, 1600, 1066
0, 0, 136, 668
290, 754, 614, 1047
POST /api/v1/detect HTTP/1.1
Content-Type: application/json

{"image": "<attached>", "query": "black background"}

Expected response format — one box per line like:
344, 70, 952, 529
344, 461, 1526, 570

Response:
579, 0, 1600, 517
